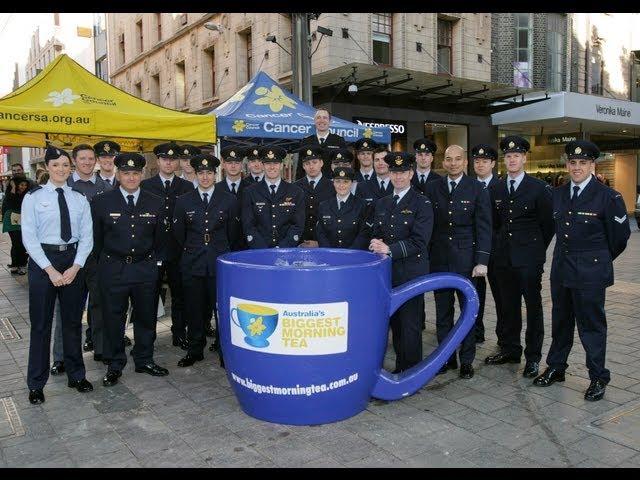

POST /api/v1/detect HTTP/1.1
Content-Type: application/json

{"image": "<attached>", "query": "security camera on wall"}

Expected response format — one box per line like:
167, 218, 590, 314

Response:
348, 83, 358, 95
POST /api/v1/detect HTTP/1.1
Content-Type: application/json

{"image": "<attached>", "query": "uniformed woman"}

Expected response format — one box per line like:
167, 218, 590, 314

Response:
21, 145, 94, 404
316, 166, 370, 249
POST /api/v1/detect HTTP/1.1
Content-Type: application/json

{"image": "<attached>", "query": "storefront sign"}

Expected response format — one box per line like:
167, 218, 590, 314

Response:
353, 118, 407, 136
594, 138, 640, 151
535, 132, 582, 146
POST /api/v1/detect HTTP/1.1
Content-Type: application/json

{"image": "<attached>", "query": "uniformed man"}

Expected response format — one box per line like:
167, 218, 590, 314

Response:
369, 152, 433, 373
94, 140, 121, 189
217, 146, 248, 252
242, 146, 305, 248
411, 138, 441, 195
241, 146, 265, 187
295, 145, 336, 247
141, 143, 194, 350
22, 146, 94, 404
425, 145, 492, 379
174, 154, 240, 368
353, 138, 378, 184
356, 146, 394, 224
484, 136, 554, 378
316, 167, 370, 249
533, 140, 630, 401
178, 144, 202, 188
470, 144, 503, 344
93, 153, 169, 387
297, 108, 347, 179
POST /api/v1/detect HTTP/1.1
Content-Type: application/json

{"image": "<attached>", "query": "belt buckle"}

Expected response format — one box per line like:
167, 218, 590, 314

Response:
204, 233, 211, 243
59, 244, 67, 252
125, 256, 133, 264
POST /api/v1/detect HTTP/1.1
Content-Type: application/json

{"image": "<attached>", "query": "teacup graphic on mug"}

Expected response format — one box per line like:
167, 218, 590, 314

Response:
231, 303, 279, 347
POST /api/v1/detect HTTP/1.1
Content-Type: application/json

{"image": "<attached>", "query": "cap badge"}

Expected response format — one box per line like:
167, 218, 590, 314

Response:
306, 149, 312, 156
253, 149, 258, 156
202, 159, 208, 166
55, 149, 60, 155
230, 151, 236, 158
336, 153, 342, 159
395, 155, 403, 165
267, 151, 275, 159
478, 148, 484, 155
420, 143, 426, 149
339, 170, 346, 177
184, 149, 189, 155
127, 159, 134, 167
167, 149, 174, 156
104, 144, 110, 152
508, 141, 515, 149
363, 142, 368, 148
575, 147, 582, 154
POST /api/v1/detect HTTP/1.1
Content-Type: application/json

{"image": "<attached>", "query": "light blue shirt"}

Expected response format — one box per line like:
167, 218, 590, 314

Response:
447, 175, 463, 192
306, 173, 323, 185
225, 177, 240, 191
378, 177, 390, 190
570, 175, 593, 198
506, 171, 525, 192
266, 178, 282, 193
393, 186, 411, 203
477, 174, 493, 187
336, 193, 350, 209
120, 187, 140, 206
20, 181, 93, 270
198, 186, 215, 202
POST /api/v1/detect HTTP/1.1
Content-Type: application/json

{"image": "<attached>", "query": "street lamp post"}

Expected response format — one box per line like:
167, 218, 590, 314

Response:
291, 13, 313, 104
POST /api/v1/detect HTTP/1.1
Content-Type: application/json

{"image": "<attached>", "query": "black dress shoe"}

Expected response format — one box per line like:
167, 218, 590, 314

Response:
50, 361, 65, 375
83, 339, 94, 352
204, 324, 216, 338
584, 379, 607, 401
102, 370, 122, 387
522, 361, 540, 378
68, 378, 93, 393
533, 367, 565, 387
29, 389, 45, 404
484, 352, 521, 365
123, 335, 132, 347
437, 359, 458, 375
172, 336, 188, 350
135, 363, 169, 376
177, 353, 204, 367
459, 363, 474, 379
93, 353, 103, 362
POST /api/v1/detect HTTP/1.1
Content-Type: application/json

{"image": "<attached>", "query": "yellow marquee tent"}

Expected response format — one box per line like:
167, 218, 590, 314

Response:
0, 54, 215, 151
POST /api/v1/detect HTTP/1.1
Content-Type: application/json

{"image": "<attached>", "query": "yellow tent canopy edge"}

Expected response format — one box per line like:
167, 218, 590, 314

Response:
0, 54, 216, 150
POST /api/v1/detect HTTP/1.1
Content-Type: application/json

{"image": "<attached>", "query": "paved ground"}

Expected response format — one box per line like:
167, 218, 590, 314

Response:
1, 227, 640, 468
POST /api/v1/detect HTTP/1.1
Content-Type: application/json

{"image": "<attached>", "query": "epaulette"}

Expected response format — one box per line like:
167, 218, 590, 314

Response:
27, 185, 42, 194
71, 187, 86, 196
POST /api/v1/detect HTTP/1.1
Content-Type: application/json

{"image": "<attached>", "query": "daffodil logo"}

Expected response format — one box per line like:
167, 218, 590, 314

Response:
232, 120, 247, 133
253, 85, 296, 112
44, 88, 81, 107
363, 128, 374, 139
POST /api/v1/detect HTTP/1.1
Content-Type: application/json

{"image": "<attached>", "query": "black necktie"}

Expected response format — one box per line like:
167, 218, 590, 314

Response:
364, 174, 370, 181
309, 180, 315, 190
320, 138, 326, 145
393, 194, 400, 205
339, 200, 345, 210
481, 181, 487, 188
270, 184, 276, 198
254, 176, 259, 183
380, 180, 385, 192
165, 180, 171, 192
56, 188, 72, 242
450, 181, 456, 194
231, 183, 237, 195
509, 179, 516, 195
127, 194, 135, 210
104, 178, 111, 186
420, 174, 426, 185
202, 192, 209, 207
571, 185, 580, 201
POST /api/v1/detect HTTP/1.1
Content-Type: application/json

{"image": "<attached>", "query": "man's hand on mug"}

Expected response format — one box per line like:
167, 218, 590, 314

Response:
369, 238, 390, 255
299, 240, 319, 248
471, 264, 488, 277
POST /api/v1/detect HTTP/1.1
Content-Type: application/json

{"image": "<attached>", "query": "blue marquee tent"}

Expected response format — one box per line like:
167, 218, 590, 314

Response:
208, 71, 391, 146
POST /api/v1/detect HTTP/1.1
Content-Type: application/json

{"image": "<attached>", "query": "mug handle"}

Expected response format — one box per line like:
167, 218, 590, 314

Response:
230, 308, 241, 328
371, 272, 479, 400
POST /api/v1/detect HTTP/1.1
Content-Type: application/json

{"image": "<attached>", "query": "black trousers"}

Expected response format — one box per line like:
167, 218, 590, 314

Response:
546, 282, 610, 383
100, 261, 158, 371
435, 288, 476, 365
494, 264, 544, 362
155, 259, 184, 338
27, 250, 86, 390
182, 274, 219, 357
474, 267, 503, 341
82, 255, 102, 353
8, 230, 27, 267
390, 294, 424, 371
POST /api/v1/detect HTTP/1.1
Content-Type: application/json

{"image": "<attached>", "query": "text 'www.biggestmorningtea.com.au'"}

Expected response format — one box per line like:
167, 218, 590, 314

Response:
230, 372, 359, 396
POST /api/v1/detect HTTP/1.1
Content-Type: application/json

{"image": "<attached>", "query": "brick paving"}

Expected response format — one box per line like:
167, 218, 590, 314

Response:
1, 227, 639, 468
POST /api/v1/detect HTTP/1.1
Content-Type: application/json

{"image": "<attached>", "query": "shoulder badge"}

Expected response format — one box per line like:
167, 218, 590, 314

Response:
28, 185, 43, 194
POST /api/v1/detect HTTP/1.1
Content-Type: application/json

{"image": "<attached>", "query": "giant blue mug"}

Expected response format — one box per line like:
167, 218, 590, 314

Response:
218, 248, 479, 425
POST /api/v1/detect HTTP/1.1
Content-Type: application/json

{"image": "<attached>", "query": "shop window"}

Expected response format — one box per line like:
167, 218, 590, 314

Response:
589, 43, 604, 95
437, 18, 453, 75
547, 32, 563, 91
514, 13, 532, 87
372, 13, 392, 66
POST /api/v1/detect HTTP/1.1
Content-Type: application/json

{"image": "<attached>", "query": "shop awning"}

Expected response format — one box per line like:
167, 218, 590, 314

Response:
0, 54, 216, 151
311, 63, 547, 115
